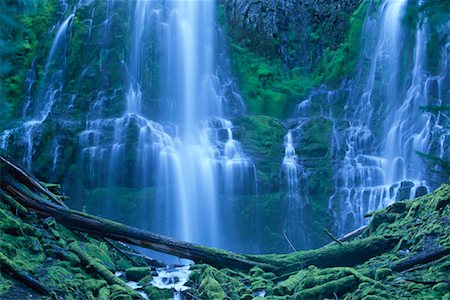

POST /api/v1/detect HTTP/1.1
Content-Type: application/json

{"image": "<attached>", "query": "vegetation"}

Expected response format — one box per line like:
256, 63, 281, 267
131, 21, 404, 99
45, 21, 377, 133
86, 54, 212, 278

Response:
1, 0, 449, 298
218, 0, 368, 117
3, 172, 448, 298
0, 0, 58, 128
188, 184, 450, 299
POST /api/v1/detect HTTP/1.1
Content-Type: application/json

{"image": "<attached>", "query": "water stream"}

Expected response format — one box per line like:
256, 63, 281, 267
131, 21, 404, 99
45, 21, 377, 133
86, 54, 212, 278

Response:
289, 0, 449, 235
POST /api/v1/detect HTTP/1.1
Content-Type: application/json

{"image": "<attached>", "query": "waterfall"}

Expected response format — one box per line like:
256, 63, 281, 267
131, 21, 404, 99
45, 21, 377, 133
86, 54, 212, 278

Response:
280, 130, 308, 249
289, 0, 449, 236
1, 11, 75, 170
78, 0, 255, 247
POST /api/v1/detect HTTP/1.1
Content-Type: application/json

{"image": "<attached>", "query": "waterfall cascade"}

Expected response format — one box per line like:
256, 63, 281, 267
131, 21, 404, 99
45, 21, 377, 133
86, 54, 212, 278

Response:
77, 0, 255, 247
289, 0, 449, 235
1, 10, 74, 171
280, 130, 309, 249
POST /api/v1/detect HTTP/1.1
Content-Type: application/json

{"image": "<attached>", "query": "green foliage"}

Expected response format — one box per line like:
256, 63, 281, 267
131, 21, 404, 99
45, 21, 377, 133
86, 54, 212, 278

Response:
312, 0, 368, 85
234, 115, 285, 192
0, 0, 58, 127
220, 0, 368, 116
230, 44, 315, 117
0, 193, 146, 299
188, 184, 450, 299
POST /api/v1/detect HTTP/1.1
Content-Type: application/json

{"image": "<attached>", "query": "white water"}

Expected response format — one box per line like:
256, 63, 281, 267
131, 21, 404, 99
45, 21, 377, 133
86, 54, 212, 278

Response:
289, 0, 449, 235
280, 128, 309, 249
78, 0, 254, 247
1, 12, 75, 170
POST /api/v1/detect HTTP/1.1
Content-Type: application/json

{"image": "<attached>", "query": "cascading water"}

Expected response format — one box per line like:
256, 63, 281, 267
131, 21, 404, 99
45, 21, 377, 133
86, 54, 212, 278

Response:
78, 0, 255, 248
280, 129, 308, 250
2, 0, 447, 256
289, 0, 449, 236
1, 11, 75, 170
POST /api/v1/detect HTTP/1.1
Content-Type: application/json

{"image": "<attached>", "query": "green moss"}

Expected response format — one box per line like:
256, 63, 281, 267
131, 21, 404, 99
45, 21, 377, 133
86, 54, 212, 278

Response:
312, 0, 368, 85
219, 0, 367, 115
375, 268, 392, 281
110, 284, 133, 300
85, 242, 115, 271
98, 286, 111, 300
137, 275, 153, 286
234, 115, 285, 193
198, 275, 226, 299
144, 286, 173, 300
0, 0, 59, 125
230, 43, 316, 117
125, 267, 151, 282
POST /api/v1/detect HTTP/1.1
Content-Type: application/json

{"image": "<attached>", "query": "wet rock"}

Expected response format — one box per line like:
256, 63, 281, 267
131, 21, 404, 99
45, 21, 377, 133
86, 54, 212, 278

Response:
137, 275, 153, 286
125, 267, 151, 282
145, 286, 173, 299
396, 181, 415, 201
415, 186, 428, 198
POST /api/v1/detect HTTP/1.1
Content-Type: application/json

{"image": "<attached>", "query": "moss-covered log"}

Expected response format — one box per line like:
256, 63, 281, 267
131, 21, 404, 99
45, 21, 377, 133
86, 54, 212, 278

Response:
68, 242, 144, 299
0, 156, 67, 208
0, 155, 401, 274
0, 252, 50, 295
391, 248, 450, 272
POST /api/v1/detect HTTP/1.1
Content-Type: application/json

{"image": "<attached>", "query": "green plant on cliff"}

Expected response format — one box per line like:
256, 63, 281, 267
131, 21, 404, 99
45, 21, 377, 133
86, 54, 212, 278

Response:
313, 0, 369, 85
218, 0, 368, 117
0, 0, 58, 128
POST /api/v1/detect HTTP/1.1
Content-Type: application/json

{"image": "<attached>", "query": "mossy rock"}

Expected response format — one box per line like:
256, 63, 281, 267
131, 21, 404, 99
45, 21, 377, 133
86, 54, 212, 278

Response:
375, 268, 392, 281
144, 286, 173, 300
137, 274, 153, 286
198, 275, 225, 299
110, 284, 132, 300
125, 267, 151, 282
98, 286, 111, 300
234, 115, 285, 192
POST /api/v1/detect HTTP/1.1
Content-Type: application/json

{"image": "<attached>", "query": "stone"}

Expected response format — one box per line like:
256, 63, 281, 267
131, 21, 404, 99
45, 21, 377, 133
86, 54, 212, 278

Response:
415, 186, 428, 198
125, 267, 151, 282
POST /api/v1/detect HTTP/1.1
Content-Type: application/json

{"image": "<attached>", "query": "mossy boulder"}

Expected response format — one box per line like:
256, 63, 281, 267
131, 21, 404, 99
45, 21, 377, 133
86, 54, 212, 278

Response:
144, 286, 173, 299
137, 274, 153, 286
234, 115, 285, 193
198, 275, 226, 299
125, 267, 151, 282
110, 284, 132, 300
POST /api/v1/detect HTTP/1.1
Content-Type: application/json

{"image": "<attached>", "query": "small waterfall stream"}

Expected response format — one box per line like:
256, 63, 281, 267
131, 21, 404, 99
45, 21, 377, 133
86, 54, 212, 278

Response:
280, 130, 308, 249
288, 0, 449, 236
1, 11, 75, 170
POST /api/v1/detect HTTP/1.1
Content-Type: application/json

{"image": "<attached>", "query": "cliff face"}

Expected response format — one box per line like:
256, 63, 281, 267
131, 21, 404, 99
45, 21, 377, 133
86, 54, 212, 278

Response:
222, 0, 359, 71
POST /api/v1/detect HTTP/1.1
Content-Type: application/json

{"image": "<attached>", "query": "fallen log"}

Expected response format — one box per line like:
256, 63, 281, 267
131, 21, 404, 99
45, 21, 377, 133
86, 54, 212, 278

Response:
69, 242, 144, 299
340, 225, 368, 242
0, 252, 50, 295
265, 235, 401, 274
294, 275, 359, 299
391, 248, 450, 272
0, 189, 28, 216
0, 172, 270, 271
0, 156, 67, 208
0, 155, 401, 274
